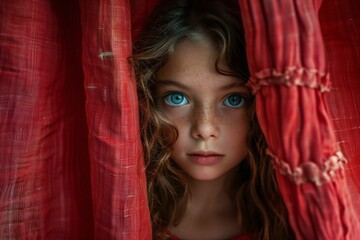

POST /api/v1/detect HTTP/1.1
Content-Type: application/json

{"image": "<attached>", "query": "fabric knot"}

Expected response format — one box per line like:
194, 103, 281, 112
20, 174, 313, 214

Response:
267, 150, 347, 186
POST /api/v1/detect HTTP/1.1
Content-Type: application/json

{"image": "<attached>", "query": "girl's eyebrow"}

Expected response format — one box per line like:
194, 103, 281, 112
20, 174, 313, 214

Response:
219, 81, 248, 91
156, 79, 248, 92
156, 79, 189, 90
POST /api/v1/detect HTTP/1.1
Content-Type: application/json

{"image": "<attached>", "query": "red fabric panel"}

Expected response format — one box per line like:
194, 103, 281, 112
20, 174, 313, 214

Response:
239, 0, 360, 239
79, 0, 151, 238
0, 0, 93, 239
130, 0, 160, 41
319, 0, 360, 210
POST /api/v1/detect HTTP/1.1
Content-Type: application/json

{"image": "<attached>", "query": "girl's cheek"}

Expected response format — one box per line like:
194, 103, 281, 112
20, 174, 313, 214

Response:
160, 105, 190, 119
219, 107, 249, 126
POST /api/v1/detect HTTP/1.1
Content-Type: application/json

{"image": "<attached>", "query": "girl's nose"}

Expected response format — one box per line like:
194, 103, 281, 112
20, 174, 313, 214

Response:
190, 105, 220, 140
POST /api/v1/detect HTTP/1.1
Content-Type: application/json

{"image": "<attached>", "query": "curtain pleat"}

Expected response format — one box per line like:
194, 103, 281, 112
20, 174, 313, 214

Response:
0, 0, 93, 239
238, 0, 360, 239
79, 0, 151, 238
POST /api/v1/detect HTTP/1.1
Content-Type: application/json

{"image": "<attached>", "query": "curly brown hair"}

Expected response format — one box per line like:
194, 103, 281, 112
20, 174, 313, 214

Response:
131, 0, 295, 239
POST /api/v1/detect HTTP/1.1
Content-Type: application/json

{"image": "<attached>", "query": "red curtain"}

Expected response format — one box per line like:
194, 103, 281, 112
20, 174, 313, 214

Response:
320, 0, 360, 212
0, 0, 93, 238
239, 0, 360, 239
0, 0, 155, 238
0, 0, 359, 239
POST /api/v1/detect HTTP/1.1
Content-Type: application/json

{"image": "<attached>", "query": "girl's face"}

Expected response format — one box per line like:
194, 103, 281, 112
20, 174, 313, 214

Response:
156, 39, 250, 181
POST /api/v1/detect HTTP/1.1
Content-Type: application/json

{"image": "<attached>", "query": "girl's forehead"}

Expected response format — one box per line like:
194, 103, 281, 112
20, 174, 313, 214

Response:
156, 39, 247, 92
158, 39, 226, 77
174, 37, 217, 57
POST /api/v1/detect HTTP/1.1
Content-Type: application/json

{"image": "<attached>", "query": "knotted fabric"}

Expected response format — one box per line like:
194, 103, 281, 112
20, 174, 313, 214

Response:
239, 0, 360, 239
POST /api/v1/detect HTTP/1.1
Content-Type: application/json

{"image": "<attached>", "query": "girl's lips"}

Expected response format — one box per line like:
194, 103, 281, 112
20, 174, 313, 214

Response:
187, 152, 224, 165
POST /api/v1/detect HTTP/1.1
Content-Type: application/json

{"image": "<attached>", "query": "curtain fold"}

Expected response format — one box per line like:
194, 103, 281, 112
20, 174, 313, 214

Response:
0, 0, 93, 238
79, 0, 152, 238
238, 0, 360, 239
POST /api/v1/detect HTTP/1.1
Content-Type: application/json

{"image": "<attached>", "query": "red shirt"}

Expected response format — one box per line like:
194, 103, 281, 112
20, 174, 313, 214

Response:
165, 229, 257, 240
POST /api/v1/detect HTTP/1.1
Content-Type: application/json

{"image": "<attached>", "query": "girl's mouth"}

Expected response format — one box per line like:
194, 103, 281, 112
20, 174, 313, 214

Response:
187, 152, 224, 165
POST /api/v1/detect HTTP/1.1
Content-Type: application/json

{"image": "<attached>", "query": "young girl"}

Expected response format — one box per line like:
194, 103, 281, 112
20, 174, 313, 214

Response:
132, 0, 295, 239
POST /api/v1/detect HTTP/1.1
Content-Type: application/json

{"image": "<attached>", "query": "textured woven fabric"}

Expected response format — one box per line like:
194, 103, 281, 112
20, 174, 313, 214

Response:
0, 0, 154, 239
239, 0, 360, 239
0, 0, 359, 239
79, 0, 152, 238
0, 0, 93, 238
320, 0, 360, 212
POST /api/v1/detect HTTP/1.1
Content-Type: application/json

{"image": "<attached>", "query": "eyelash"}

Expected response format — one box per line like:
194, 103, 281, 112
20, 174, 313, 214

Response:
163, 92, 247, 108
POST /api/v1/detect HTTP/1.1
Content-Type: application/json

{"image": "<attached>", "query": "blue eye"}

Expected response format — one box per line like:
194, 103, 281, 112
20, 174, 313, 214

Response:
223, 94, 246, 108
164, 92, 189, 106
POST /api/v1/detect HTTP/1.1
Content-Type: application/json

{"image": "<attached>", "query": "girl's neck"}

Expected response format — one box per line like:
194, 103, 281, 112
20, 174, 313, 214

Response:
169, 169, 242, 239
186, 172, 234, 213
